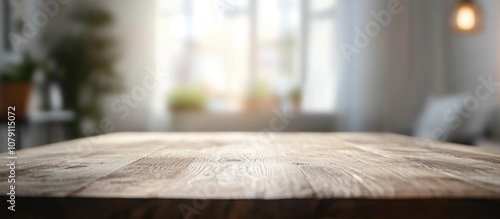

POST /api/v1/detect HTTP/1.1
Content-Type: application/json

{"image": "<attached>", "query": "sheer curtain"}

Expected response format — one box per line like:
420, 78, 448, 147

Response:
335, 0, 443, 133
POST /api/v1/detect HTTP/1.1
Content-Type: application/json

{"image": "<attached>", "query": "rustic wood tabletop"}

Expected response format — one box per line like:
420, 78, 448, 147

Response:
1, 132, 499, 218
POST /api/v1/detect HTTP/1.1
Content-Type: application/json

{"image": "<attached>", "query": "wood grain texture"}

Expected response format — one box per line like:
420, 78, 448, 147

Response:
1, 132, 500, 218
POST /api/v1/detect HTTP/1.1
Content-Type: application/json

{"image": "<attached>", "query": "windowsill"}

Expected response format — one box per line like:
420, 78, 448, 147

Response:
168, 111, 336, 132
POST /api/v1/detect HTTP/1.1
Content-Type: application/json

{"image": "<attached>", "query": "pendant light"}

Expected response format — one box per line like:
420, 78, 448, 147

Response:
452, 0, 482, 32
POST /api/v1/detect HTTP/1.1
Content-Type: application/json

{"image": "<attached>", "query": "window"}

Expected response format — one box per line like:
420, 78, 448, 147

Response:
157, 0, 338, 113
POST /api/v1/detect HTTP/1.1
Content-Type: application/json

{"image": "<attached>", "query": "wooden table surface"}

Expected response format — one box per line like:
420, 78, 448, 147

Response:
1, 132, 500, 218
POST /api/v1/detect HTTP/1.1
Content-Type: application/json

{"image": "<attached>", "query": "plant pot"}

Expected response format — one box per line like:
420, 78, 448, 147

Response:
0, 83, 32, 119
245, 96, 279, 112
291, 98, 301, 111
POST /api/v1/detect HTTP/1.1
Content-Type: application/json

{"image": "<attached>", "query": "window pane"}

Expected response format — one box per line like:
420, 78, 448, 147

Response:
302, 0, 337, 113
256, 0, 301, 95
158, 0, 338, 113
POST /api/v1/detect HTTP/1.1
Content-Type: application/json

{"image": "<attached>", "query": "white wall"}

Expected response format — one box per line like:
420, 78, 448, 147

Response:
99, 0, 158, 132
440, 0, 500, 140
336, 0, 416, 133
335, 0, 500, 134
443, 0, 499, 93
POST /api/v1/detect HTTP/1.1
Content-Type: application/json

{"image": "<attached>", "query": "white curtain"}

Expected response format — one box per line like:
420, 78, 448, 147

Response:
334, 0, 447, 133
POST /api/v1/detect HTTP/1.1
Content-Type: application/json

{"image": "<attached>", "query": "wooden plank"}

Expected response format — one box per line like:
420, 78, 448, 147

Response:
2, 132, 500, 199
274, 133, 500, 198
2, 132, 500, 218
75, 134, 315, 199
337, 133, 500, 194
0, 134, 166, 196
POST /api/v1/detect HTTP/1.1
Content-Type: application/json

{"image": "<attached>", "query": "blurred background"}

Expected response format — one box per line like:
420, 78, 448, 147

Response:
0, 0, 500, 152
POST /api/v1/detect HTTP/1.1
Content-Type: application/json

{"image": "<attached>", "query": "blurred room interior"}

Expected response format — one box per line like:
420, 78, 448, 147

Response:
0, 0, 500, 152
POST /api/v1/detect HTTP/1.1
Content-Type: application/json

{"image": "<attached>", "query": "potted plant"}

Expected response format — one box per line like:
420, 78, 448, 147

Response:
0, 53, 41, 119
245, 82, 279, 111
289, 86, 302, 111
169, 87, 207, 112
168, 86, 207, 130
45, 4, 120, 136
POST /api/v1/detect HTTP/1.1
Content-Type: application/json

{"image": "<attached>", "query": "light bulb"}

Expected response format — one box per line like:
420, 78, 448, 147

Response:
456, 4, 477, 31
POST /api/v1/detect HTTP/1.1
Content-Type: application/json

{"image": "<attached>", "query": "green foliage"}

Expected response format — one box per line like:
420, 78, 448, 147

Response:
169, 87, 206, 111
46, 4, 120, 135
289, 86, 302, 101
72, 6, 113, 27
0, 53, 42, 83
249, 82, 272, 99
